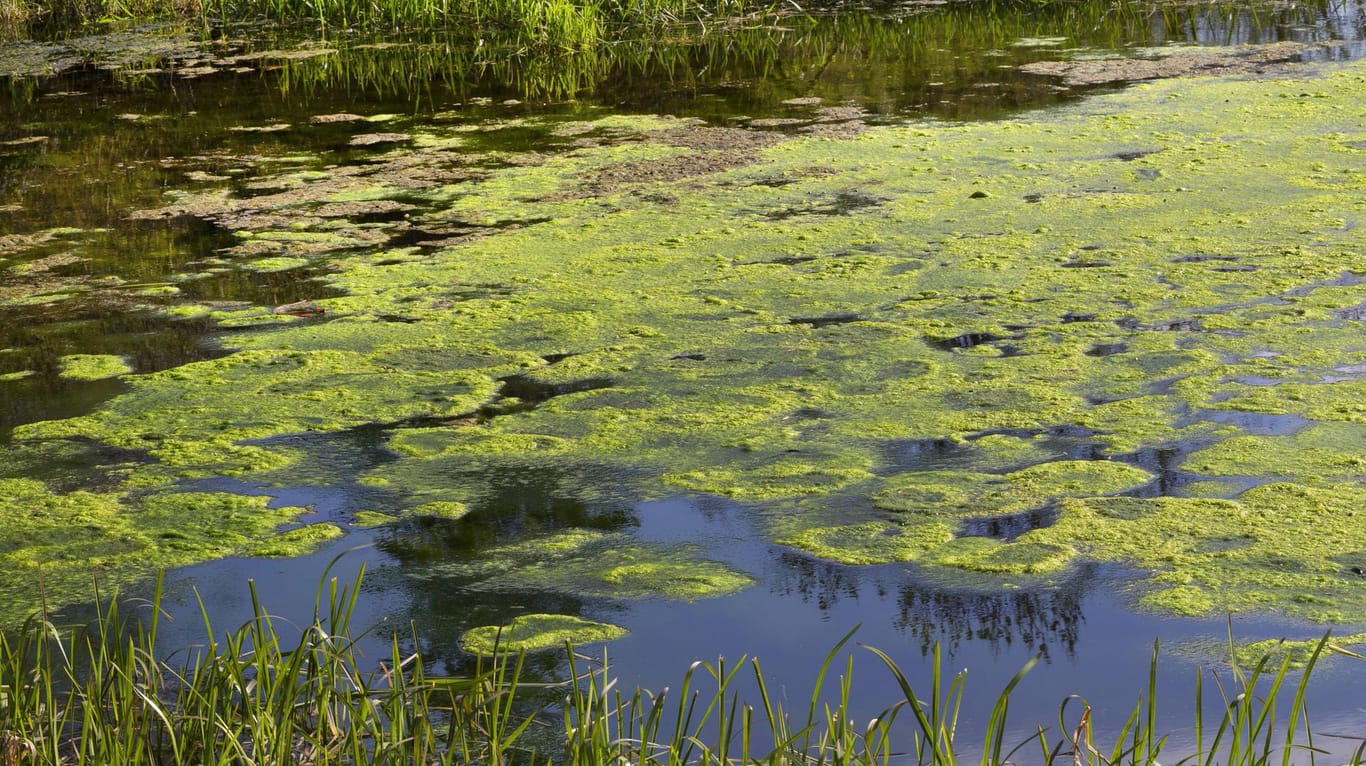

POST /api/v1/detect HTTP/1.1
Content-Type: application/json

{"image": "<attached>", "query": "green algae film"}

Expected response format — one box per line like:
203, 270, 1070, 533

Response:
460, 614, 628, 654
57, 354, 133, 381
0, 479, 309, 625
1025, 484, 1366, 622
413, 529, 755, 602
6, 55, 1366, 624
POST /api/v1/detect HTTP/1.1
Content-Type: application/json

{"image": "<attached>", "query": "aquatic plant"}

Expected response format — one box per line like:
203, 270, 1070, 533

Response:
2, 569, 1363, 764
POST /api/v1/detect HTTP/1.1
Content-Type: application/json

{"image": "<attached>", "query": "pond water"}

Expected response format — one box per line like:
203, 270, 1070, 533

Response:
4, 0, 1366, 756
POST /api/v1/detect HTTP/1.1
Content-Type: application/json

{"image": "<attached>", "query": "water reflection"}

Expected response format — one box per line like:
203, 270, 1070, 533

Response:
250, 0, 1366, 112
893, 570, 1087, 661
4, 0, 1363, 112
770, 550, 1088, 660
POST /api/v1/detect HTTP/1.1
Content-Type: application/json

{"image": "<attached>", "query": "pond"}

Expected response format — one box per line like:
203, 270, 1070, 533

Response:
3, 0, 1366, 757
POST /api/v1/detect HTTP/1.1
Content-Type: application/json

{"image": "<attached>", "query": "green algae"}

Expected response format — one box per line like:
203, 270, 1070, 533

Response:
17, 349, 500, 474
57, 354, 134, 381
9, 59, 1366, 622
1025, 483, 1366, 621
664, 457, 874, 499
779, 460, 1144, 569
459, 614, 628, 655
0, 479, 308, 623
243, 523, 344, 556
922, 538, 1076, 575
1208, 379, 1366, 425
1181, 423, 1366, 486
242, 256, 311, 273
350, 510, 395, 527
423, 529, 754, 602
872, 460, 1152, 518
778, 521, 955, 565
1180, 633, 1366, 671
410, 501, 470, 519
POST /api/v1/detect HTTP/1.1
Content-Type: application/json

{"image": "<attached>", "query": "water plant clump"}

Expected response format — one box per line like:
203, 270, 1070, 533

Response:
409, 528, 756, 602
0, 478, 310, 625
459, 613, 628, 654
1026, 483, 1366, 621
56, 354, 134, 381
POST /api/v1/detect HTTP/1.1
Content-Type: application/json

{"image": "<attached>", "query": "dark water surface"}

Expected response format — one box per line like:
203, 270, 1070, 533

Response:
5, 0, 1366, 756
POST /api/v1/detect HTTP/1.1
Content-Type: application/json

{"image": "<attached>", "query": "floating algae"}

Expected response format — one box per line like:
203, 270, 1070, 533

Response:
7, 56, 1366, 623
1025, 483, 1366, 621
415, 529, 754, 602
460, 614, 628, 654
57, 354, 134, 381
0, 478, 307, 624
871, 460, 1152, 519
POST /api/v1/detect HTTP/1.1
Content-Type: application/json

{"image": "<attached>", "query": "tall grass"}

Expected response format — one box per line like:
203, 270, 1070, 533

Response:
1, 571, 1363, 765
0, 567, 542, 765
0, 0, 30, 27
18, 0, 704, 45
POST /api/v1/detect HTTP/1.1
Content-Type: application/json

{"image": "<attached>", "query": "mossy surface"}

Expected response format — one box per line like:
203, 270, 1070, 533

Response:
409, 501, 470, 520
9, 58, 1366, 622
0, 478, 306, 624
350, 510, 395, 527
778, 521, 955, 565
872, 461, 1151, 518
459, 614, 628, 654
922, 538, 1076, 575
1026, 484, 1366, 621
58, 354, 133, 381
243, 523, 344, 556
1179, 632, 1366, 671
1181, 424, 1366, 485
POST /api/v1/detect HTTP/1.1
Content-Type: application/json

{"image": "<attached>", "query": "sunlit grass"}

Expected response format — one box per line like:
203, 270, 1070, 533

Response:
17, 0, 725, 43
2, 566, 1363, 764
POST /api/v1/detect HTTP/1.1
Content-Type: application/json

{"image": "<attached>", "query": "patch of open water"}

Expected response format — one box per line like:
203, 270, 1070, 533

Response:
131, 482, 1366, 759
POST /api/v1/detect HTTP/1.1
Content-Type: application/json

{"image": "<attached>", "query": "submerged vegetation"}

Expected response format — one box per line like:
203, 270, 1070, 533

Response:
1, 571, 1363, 765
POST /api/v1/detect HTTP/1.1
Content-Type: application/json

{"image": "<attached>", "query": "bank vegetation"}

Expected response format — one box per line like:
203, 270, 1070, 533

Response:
1, 568, 1363, 765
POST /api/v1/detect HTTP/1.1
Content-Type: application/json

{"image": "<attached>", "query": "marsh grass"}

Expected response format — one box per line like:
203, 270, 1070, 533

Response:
18, 0, 722, 44
1, 571, 1363, 765
0, 0, 29, 27
0, 566, 547, 765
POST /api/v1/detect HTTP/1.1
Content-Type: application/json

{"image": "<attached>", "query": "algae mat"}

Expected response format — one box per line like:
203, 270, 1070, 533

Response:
7, 59, 1366, 628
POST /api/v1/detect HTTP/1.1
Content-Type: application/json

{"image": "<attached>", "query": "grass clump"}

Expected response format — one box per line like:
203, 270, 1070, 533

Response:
15, 0, 754, 47
0, 565, 539, 765
2, 567, 1364, 765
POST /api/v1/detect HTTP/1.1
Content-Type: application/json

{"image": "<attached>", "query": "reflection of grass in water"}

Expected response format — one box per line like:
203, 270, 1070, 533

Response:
7, 0, 1344, 87
258, 0, 1341, 103
5, 569, 1363, 764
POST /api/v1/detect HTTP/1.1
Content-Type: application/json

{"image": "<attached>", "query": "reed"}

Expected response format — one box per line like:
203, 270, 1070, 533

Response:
1, 569, 1362, 765
0, 0, 31, 27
